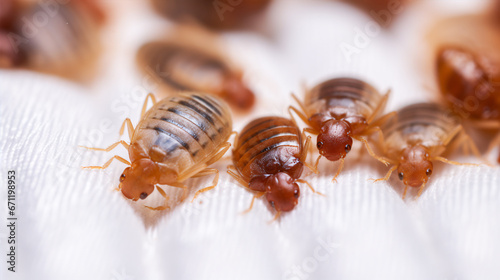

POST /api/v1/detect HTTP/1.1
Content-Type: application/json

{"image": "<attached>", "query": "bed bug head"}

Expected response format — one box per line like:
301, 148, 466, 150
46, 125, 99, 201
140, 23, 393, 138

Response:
119, 158, 160, 201
249, 173, 300, 212
397, 145, 433, 188
317, 119, 353, 161
221, 74, 255, 110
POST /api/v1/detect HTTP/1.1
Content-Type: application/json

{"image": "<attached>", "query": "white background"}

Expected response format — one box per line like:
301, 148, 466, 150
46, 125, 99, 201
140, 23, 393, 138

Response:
1, 0, 500, 279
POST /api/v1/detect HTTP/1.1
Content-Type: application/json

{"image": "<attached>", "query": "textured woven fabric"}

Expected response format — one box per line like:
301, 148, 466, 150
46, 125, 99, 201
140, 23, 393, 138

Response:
1, 1, 499, 280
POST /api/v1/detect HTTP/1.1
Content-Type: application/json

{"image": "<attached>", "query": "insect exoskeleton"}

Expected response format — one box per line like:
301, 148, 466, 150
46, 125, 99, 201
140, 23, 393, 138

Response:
82, 92, 233, 210
373, 103, 481, 198
428, 14, 500, 162
227, 116, 322, 220
136, 26, 255, 111
289, 77, 395, 182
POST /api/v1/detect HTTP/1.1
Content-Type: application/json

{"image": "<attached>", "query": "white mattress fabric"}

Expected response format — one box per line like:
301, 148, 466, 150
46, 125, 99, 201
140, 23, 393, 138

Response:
1, 0, 500, 280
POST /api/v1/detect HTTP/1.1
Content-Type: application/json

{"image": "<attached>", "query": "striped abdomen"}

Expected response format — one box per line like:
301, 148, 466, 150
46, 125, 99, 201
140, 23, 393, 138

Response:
305, 77, 384, 121
382, 103, 460, 157
138, 42, 229, 93
131, 92, 232, 175
232, 117, 303, 181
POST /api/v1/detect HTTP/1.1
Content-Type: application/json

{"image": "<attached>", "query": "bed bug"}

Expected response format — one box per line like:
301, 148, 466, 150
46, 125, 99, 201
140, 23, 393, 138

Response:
227, 116, 321, 220
429, 14, 500, 163
82, 92, 233, 210
289, 77, 395, 182
149, 0, 272, 29
2, 0, 103, 80
373, 103, 480, 198
136, 26, 255, 111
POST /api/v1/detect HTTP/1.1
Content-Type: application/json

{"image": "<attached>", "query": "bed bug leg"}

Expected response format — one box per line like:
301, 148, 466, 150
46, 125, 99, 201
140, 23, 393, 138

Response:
227, 166, 248, 187
119, 118, 135, 140
205, 142, 231, 166
361, 124, 388, 155
301, 135, 320, 174
241, 192, 266, 214
416, 182, 427, 198
372, 165, 397, 182
288, 105, 311, 128
366, 89, 391, 123
296, 179, 325, 196
168, 182, 189, 202
79, 140, 129, 152
82, 155, 130, 169
268, 211, 282, 223
331, 158, 345, 183
430, 156, 480, 166
292, 92, 308, 113
191, 168, 219, 202
354, 136, 391, 166
457, 130, 490, 165
402, 185, 409, 200
145, 186, 170, 211
230, 131, 239, 145
141, 93, 157, 117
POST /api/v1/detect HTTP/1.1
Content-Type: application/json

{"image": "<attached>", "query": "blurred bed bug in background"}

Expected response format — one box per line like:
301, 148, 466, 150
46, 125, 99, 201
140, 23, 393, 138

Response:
289, 77, 395, 182
0, 0, 105, 81
0, 0, 25, 68
228, 116, 321, 220
136, 26, 256, 111
82, 92, 233, 210
149, 0, 272, 29
373, 103, 481, 198
428, 14, 500, 163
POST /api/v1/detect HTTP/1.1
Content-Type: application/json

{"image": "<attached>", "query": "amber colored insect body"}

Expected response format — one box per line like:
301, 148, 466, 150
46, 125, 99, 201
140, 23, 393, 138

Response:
83, 92, 232, 210
429, 14, 500, 162
290, 77, 393, 181
228, 117, 318, 216
375, 103, 479, 198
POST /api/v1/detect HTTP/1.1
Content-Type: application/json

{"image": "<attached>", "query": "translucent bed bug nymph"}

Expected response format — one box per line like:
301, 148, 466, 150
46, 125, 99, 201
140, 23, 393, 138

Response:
289, 77, 395, 182
82, 92, 233, 210
374, 103, 481, 198
136, 26, 255, 111
228, 116, 322, 220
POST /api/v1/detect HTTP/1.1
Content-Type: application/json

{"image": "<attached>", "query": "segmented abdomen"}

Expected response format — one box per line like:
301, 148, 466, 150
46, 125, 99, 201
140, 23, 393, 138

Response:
304, 77, 383, 119
232, 117, 303, 180
382, 103, 460, 156
137, 42, 229, 92
132, 92, 232, 173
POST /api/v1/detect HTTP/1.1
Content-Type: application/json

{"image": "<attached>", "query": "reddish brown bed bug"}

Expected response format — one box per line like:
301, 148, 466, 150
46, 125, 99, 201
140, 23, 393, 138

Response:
136, 26, 255, 111
149, 0, 272, 29
429, 14, 500, 163
373, 103, 481, 198
82, 92, 233, 210
289, 77, 395, 182
227, 116, 321, 220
